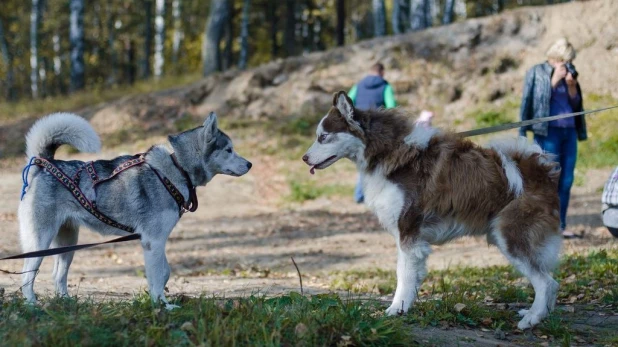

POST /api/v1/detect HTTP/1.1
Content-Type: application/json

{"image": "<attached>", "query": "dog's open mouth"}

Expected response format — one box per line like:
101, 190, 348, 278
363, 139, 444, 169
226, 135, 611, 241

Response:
309, 155, 337, 175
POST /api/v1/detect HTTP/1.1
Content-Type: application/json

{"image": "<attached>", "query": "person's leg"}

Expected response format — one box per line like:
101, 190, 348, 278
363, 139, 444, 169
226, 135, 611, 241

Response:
354, 173, 364, 203
559, 128, 578, 236
534, 129, 559, 157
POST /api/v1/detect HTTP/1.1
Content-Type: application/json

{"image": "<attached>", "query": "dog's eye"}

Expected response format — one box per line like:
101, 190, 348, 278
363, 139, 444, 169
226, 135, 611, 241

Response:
226, 148, 232, 153
318, 134, 328, 143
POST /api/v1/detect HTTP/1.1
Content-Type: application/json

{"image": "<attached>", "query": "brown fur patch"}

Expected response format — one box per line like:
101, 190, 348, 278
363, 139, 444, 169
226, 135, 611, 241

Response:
353, 106, 559, 264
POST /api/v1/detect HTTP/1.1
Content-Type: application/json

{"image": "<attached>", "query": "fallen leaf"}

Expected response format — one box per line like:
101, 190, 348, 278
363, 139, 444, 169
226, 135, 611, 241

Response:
454, 303, 466, 312
565, 274, 577, 284
568, 295, 577, 303
481, 318, 493, 326
564, 306, 575, 313
540, 335, 548, 339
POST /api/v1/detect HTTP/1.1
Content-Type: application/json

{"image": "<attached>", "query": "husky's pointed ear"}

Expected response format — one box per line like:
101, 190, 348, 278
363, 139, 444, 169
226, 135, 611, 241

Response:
202, 112, 218, 142
333, 91, 363, 136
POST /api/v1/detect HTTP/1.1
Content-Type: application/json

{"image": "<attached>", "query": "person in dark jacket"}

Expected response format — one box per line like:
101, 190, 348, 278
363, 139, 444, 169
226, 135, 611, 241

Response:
349, 63, 396, 203
520, 38, 587, 239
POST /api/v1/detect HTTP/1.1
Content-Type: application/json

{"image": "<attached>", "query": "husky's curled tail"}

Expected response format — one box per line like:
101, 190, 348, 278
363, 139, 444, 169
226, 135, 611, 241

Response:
25, 113, 101, 159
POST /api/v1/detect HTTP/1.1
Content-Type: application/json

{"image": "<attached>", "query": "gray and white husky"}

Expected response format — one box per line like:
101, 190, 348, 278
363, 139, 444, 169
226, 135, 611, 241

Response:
18, 112, 251, 308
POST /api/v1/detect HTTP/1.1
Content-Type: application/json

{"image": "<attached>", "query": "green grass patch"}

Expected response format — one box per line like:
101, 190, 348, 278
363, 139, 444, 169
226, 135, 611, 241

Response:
0, 293, 412, 346
474, 110, 514, 128
287, 180, 353, 202
329, 269, 397, 295
328, 248, 618, 340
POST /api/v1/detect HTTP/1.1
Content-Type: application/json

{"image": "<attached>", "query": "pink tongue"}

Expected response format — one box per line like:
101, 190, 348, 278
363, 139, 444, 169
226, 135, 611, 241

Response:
310, 166, 316, 175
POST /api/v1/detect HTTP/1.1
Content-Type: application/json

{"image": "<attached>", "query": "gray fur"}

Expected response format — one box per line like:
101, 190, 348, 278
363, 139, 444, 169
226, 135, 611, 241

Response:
25, 113, 101, 159
19, 112, 251, 308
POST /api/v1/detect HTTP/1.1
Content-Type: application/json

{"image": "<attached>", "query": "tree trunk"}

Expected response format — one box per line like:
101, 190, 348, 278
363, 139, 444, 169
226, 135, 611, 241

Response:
335, 0, 345, 45
238, 0, 250, 70
172, 0, 183, 66
455, 0, 466, 19
284, 0, 297, 56
142, 0, 153, 79
154, 0, 166, 79
124, 39, 136, 85
30, 0, 42, 98
442, 0, 455, 24
52, 33, 66, 95
0, 17, 15, 101
372, 0, 386, 37
69, 0, 85, 92
392, 0, 410, 34
267, 0, 278, 59
410, 0, 427, 31
495, 0, 505, 13
202, 0, 230, 76
424, 0, 433, 28
222, 1, 234, 71
107, 1, 117, 85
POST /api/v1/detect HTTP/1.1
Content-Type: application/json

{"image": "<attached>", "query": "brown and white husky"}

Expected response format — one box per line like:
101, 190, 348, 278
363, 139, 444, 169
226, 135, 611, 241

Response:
302, 91, 562, 330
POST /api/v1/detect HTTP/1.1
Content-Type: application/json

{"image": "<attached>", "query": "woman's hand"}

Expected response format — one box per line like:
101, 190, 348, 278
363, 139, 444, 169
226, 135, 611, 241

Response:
551, 63, 567, 88
565, 71, 578, 97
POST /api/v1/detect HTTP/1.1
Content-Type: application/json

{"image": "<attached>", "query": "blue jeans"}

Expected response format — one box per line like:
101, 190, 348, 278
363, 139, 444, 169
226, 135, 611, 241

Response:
534, 127, 578, 230
354, 174, 364, 203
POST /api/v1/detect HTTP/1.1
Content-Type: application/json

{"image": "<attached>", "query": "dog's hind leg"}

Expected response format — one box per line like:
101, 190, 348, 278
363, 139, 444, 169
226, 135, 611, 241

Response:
385, 240, 432, 316
51, 220, 79, 297
492, 209, 561, 330
18, 204, 60, 303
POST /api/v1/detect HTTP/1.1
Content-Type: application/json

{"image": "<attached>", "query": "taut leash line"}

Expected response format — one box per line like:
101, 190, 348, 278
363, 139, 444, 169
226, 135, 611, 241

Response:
0, 234, 141, 261
457, 105, 618, 138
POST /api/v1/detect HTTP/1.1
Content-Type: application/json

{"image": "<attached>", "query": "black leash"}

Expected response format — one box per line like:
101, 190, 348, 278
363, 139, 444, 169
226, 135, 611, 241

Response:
457, 105, 618, 138
0, 234, 141, 261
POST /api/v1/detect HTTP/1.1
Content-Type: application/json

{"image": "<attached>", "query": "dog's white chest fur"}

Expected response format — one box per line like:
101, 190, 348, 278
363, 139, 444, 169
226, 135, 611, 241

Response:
362, 170, 405, 237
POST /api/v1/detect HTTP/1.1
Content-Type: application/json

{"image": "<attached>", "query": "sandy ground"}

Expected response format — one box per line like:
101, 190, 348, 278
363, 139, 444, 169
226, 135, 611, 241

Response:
0, 151, 616, 302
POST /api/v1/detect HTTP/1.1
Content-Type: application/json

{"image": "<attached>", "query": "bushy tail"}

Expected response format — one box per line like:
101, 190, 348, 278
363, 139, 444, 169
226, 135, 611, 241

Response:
25, 113, 101, 159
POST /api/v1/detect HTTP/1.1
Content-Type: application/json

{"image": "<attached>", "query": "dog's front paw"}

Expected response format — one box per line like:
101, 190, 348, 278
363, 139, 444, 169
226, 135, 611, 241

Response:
385, 305, 406, 316
165, 303, 180, 311
518, 308, 529, 317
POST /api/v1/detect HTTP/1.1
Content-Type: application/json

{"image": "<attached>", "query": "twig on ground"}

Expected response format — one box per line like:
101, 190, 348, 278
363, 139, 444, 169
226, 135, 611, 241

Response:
290, 257, 304, 296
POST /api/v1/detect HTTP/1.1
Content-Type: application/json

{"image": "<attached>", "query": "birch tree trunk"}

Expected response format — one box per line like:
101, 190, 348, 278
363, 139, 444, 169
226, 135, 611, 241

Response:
30, 0, 42, 98
172, 0, 183, 65
69, 0, 85, 92
202, 0, 230, 76
442, 0, 455, 24
392, 0, 410, 34
410, 0, 427, 31
372, 0, 386, 37
238, 0, 250, 70
154, 0, 166, 79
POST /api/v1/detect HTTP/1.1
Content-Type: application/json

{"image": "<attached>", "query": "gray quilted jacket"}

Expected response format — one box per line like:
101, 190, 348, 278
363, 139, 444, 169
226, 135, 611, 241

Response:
519, 62, 587, 140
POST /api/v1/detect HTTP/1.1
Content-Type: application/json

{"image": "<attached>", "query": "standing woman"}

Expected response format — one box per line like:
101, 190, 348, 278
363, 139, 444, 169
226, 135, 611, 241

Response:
520, 38, 587, 239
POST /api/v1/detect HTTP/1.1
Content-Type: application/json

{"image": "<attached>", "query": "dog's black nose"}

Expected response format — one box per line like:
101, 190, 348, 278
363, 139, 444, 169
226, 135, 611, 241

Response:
246, 162, 252, 170
302, 155, 309, 163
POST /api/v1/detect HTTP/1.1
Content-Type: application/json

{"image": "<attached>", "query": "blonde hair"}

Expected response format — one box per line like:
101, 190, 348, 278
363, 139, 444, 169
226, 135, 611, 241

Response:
546, 38, 576, 62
